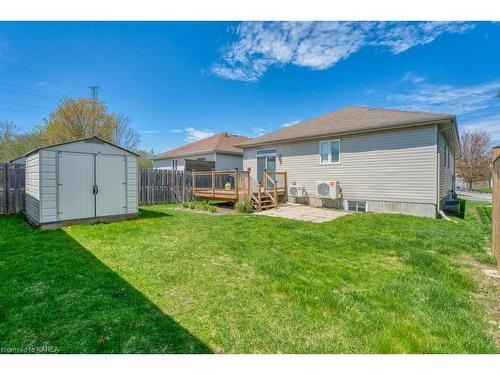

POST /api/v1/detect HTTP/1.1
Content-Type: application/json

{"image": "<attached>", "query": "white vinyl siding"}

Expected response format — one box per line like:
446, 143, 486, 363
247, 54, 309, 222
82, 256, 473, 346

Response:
243, 125, 438, 205
154, 152, 243, 171
153, 152, 215, 170
25, 153, 40, 224
126, 156, 138, 214
214, 153, 244, 170
39, 150, 57, 223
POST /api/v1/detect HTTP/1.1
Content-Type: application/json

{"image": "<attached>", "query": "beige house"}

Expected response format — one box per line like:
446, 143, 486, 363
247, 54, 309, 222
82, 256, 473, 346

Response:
237, 106, 460, 217
153, 132, 248, 171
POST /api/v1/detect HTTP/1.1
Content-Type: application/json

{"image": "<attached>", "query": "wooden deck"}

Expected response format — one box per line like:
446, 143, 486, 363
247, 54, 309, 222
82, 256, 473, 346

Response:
192, 169, 287, 211
194, 187, 286, 201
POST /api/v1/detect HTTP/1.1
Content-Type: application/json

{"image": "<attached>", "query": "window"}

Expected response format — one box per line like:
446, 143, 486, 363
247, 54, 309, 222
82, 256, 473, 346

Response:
196, 157, 206, 161
172, 159, 178, 170
348, 201, 366, 212
319, 140, 341, 164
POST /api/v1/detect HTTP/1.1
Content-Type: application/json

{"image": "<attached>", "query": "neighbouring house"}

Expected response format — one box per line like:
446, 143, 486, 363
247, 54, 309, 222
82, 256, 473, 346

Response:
236, 106, 460, 218
153, 132, 248, 171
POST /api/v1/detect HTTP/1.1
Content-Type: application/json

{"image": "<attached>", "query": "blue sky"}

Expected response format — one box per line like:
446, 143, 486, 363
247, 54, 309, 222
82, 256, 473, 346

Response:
0, 21, 499, 152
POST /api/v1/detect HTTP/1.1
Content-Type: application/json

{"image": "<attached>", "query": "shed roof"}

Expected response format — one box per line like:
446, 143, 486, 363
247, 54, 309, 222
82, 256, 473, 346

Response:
237, 106, 456, 148
154, 132, 249, 160
19, 136, 140, 158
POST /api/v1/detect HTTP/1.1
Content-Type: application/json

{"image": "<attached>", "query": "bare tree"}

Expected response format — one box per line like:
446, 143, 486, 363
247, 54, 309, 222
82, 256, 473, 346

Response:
0, 120, 19, 142
112, 113, 141, 150
456, 130, 492, 190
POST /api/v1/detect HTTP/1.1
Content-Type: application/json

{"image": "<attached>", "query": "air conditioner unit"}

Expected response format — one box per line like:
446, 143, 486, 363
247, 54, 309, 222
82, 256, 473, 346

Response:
316, 181, 340, 199
288, 185, 305, 197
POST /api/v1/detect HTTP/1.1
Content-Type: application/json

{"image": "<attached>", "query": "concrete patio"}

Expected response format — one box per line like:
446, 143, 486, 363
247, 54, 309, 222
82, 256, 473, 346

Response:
253, 203, 351, 223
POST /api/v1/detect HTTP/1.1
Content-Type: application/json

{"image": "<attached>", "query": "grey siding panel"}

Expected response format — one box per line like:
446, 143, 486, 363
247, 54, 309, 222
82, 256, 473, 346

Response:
39, 150, 57, 223
215, 153, 243, 170
25, 153, 40, 224
126, 156, 138, 214
243, 125, 438, 205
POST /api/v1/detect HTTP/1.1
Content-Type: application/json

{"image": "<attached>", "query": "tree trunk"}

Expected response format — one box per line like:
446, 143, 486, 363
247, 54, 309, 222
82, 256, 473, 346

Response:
468, 181, 473, 190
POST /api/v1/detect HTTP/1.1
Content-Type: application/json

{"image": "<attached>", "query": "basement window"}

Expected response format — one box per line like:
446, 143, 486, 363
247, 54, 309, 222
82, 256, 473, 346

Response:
348, 201, 366, 212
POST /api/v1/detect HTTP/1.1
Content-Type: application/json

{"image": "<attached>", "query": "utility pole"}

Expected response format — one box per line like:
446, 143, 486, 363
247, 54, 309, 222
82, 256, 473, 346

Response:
88, 85, 100, 101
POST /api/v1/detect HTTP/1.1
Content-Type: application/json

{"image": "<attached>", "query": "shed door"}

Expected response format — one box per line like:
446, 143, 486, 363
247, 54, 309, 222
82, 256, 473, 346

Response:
96, 154, 126, 217
58, 152, 95, 221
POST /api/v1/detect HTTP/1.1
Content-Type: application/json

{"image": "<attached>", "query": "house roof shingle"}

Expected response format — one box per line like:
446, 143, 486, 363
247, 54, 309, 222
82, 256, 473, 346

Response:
154, 132, 249, 160
237, 106, 455, 148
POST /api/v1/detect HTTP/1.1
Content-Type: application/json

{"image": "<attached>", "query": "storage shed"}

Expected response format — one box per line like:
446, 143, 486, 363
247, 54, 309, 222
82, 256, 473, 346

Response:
21, 137, 139, 229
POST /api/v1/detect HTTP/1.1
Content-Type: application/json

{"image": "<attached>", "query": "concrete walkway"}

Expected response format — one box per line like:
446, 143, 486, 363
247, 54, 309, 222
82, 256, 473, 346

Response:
254, 203, 350, 223
458, 191, 492, 202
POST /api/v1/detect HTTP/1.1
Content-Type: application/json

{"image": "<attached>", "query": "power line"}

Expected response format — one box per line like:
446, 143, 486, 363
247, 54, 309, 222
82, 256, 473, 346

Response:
0, 87, 60, 100
0, 107, 44, 115
0, 81, 63, 96
0, 100, 46, 109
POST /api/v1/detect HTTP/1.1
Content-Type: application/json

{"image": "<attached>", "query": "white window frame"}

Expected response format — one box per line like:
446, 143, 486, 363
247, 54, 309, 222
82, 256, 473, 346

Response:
319, 139, 341, 165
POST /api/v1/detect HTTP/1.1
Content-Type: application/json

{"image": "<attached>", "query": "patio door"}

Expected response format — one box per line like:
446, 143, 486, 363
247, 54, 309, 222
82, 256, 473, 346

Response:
256, 149, 276, 187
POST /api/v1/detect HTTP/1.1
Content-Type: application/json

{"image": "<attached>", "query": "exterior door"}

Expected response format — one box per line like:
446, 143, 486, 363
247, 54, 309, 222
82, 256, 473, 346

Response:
95, 154, 126, 217
58, 152, 95, 221
256, 150, 277, 187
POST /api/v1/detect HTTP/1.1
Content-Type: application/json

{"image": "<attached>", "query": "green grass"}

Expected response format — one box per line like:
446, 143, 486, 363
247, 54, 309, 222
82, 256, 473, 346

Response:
472, 187, 493, 194
0, 201, 498, 353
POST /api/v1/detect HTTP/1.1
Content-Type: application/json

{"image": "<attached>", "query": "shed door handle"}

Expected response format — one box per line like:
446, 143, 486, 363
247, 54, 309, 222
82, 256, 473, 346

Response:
93, 185, 99, 194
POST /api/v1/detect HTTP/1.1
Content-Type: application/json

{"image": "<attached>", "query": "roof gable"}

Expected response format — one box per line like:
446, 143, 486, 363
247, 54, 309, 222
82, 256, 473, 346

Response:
154, 133, 248, 160
22, 136, 140, 158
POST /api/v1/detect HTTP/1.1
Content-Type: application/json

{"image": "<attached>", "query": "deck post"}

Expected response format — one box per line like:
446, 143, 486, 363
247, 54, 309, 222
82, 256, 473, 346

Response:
211, 168, 215, 198
273, 176, 278, 206
234, 169, 239, 201
257, 182, 262, 211
192, 170, 196, 194
247, 167, 251, 200
284, 171, 288, 202
263, 168, 267, 195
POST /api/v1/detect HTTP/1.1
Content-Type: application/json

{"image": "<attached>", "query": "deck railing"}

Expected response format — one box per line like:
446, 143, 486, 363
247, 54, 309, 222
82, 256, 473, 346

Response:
192, 168, 287, 207
192, 169, 251, 201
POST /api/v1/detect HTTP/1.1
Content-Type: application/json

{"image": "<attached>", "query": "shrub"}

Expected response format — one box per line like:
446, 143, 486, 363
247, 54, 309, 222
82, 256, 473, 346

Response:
182, 200, 216, 213
234, 200, 254, 213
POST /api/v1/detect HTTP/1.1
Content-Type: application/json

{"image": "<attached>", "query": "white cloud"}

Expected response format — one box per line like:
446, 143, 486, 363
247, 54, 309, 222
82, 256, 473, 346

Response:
212, 22, 474, 81
461, 113, 500, 141
401, 72, 427, 84
184, 127, 215, 142
369, 22, 474, 54
386, 80, 500, 115
140, 130, 162, 134
282, 120, 300, 128
171, 129, 182, 133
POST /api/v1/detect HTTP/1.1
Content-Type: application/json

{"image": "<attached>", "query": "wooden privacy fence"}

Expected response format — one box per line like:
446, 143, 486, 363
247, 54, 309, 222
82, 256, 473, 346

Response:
138, 169, 194, 205
0, 163, 25, 215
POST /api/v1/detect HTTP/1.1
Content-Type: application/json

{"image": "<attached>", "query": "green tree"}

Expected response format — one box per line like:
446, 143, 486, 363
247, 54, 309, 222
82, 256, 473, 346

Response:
43, 98, 140, 150
0, 121, 47, 163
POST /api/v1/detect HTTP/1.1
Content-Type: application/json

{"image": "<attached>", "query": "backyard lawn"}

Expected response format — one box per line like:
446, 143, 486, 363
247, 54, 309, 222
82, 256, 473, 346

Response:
0, 201, 498, 353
